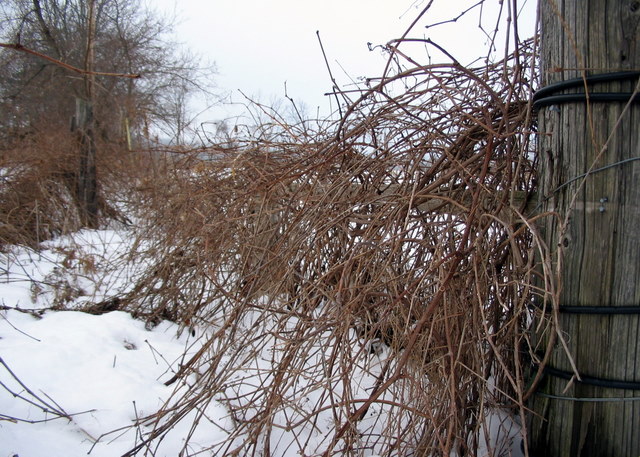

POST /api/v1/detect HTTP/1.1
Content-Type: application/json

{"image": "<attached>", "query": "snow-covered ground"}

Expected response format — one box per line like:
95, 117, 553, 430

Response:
0, 228, 524, 456
0, 229, 224, 456
0, 309, 219, 456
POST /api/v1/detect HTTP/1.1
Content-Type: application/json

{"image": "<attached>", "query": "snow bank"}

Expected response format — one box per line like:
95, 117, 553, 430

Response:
0, 308, 221, 456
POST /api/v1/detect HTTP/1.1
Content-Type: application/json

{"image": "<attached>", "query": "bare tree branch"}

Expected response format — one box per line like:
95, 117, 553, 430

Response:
0, 42, 140, 78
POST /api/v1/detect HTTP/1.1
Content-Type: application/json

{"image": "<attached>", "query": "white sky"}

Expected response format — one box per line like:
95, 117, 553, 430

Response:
155, 0, 537, 127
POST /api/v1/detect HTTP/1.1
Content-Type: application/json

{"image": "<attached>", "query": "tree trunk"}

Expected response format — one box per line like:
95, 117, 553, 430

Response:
528, 1, 640, 456
76, 0, 98, 228
74, 97, 98, 228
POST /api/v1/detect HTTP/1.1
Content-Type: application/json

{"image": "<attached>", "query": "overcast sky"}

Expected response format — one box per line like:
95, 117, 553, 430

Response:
155, 0, 537, 128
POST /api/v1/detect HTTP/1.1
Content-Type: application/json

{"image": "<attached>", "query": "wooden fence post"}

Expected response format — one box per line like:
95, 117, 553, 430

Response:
527, 1, 640, 456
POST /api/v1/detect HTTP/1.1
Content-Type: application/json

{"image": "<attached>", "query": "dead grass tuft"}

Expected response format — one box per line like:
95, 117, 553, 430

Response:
0, 125, 148, 250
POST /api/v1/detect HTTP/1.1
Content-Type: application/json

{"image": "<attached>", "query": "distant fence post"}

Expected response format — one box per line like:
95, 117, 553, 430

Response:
527, 1, 640, 456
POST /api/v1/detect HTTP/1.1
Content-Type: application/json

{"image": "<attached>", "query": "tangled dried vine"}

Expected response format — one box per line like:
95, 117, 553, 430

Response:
121, 30, 553, 457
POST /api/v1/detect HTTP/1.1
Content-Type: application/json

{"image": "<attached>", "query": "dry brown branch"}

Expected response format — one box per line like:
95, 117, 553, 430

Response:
0, 42, 141, 79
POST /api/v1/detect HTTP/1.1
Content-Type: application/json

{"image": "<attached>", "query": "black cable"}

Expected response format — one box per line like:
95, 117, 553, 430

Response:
532, 71, 640, 110
530, 302, 640, 315
543, 365, 640, 391
534, 92, 640, 109
557, 305, 640, 315
533, 71, 640, 101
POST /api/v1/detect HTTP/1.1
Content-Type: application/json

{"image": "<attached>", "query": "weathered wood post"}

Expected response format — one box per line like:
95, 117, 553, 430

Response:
528, 1, 640, 456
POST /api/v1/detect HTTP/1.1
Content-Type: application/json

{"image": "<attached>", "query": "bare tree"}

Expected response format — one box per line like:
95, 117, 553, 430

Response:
0, 0, 215, 228
0, 0, 215, 143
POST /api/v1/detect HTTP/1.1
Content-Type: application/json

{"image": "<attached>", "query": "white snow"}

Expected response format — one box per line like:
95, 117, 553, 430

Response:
0, 309, 211, 456
0, 229, 226, 456
0, 228, 525, 456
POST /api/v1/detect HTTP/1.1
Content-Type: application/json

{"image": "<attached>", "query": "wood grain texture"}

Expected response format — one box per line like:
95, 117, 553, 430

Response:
528, 1, 640, 456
